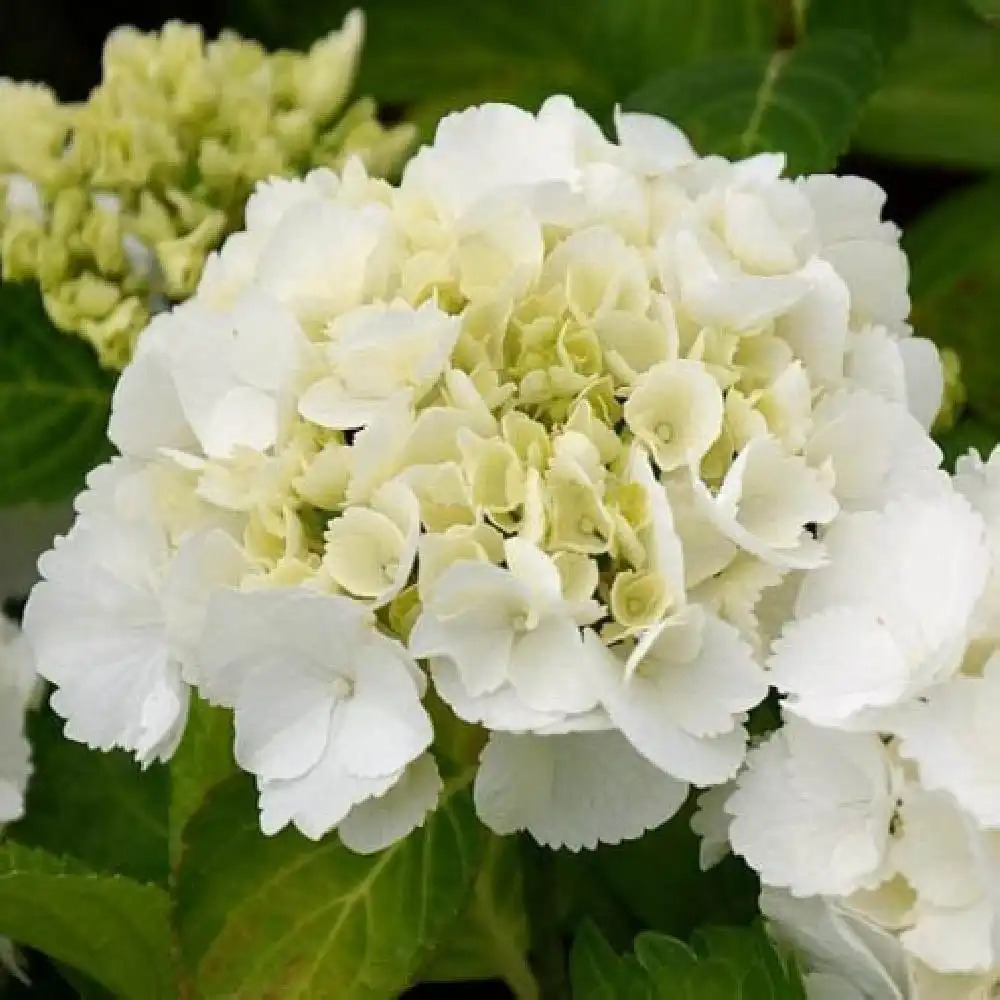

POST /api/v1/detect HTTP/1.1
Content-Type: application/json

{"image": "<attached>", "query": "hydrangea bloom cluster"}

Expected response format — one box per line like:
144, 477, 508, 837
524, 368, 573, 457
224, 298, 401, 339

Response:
0, 12, 413, 367
689, 443, 1000, 993
24, 96, 947, 860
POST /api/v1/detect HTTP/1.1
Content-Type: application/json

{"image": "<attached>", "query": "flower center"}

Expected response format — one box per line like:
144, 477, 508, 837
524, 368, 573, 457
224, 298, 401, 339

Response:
655, 422, 674, 443
330, 675, 354, 700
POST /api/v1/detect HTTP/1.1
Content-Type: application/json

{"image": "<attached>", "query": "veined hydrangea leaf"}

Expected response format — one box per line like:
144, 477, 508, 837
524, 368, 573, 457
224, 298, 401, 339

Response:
570, 922, 806, 1000
175, 768, 486, 998
800, 0, 913, 56
571, 922, 652, 1000
905, 177, 1000, 436
8, 706, 170, 886
854, 0, 1000, 168
230, 0, 776, 132
0, 282, 113, 506
625, 30, 882, 175
418, 833, 533, 993
0, 843, 175, 1000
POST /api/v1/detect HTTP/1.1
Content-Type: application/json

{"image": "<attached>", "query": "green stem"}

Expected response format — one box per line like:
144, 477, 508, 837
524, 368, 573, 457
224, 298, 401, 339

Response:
473, 837, 541, 1000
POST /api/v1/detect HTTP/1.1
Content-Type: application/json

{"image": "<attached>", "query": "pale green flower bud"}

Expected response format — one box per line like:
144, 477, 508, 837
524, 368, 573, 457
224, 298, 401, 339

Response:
610, 570, 672, 629
156, 211, 226, 299
0, 214, 43, 280
0, 13, 414, 367
934, 348, 966, 434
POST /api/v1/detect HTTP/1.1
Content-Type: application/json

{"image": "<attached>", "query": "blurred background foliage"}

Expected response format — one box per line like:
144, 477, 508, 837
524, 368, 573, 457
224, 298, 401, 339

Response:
1, 2, 999, 997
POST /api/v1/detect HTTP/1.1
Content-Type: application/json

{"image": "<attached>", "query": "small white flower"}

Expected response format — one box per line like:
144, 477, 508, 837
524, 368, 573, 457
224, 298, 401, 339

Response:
409, 538, 603, 725
401, 100, 579, 220
253, 198, 396, 325
24, 512, 244, 765
299, 299, 460, 429
590, 605, 765, 785
727, 720, 898, 898
110, 290, 308, 460
322, 478, 420, 606
197, 588, 433, 843
663, 227, 810, 331
770, 492, 988, 729
692, 434, 839, 570
624, 359, 724, 473
798, 174, 910, 335
807, 390, 944, 511
896, 654, 1000, 828
846, 326, 943, 432
891, 786, 1000, 975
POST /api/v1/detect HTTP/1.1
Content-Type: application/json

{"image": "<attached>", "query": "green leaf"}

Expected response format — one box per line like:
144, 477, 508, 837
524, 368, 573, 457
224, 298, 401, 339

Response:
570, 923, 651, 1000
0, 843, 175, 1000
625, 30, 882, 174
229, 0, 775, 133
175, 768, 486, 998
0, 283, 113, 507
168, 697, 235, 866
802, 0, 913, 56
8, 705, 170, 886
419, 834, 535, 995
570, 924, 806, 1000
592, 796, 760, 940
854, 0, 1000, 168
633, 932, 697, 980
904, 177, 1000, 432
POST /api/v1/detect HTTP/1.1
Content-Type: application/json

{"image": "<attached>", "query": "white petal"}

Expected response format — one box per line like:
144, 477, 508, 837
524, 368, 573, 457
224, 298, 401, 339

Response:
338, 753, 443, 854
232, 667, 333, 782
727, 722, 896, 897
336, 639, 432, 779
507, 616, 600, 715
898, 336, 944, 430
474, 730, 688, 850
770, 606, 911, 727
258, 748, 397, 840
430, 657, 565, 732
690, 783, 734, 871
794, 492, 987, 677
614, 108, 696, 173
896, 658, 1000, 827
673, 229, 809, 330
761, 888, 908, 1000
409, 609, 514, 698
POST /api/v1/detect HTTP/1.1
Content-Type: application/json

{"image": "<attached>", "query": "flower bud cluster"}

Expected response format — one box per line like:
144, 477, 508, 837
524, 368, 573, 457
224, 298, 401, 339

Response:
0, 12, 413, 366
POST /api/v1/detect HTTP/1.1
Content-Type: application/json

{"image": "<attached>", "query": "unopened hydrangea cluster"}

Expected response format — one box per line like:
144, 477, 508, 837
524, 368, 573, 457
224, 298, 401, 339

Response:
24, 95, 992, 986
0, 11, 413, 367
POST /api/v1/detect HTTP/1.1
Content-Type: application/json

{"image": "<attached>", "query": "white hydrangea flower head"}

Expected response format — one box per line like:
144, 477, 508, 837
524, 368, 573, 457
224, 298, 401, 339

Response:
24, 95, 950, 852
